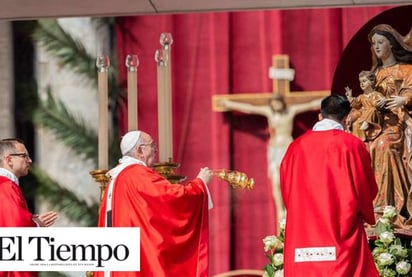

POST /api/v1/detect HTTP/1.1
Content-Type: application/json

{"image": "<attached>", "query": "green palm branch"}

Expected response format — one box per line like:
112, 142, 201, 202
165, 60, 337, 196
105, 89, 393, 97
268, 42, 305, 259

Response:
30, 165, 99, 226
32, 19, 120, 99
32, 19, 96, 81
34, 87, 99, 166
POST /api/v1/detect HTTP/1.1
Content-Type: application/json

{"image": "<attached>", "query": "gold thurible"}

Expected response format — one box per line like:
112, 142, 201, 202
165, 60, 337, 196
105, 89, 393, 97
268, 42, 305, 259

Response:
213, 169, 255, 189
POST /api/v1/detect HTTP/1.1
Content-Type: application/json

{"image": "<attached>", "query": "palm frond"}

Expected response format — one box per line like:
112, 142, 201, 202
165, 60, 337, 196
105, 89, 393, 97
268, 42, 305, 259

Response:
30, 165, 98, 226
34, 88, 98, 165
32, 19, 97, 81
32, 19, 120, 100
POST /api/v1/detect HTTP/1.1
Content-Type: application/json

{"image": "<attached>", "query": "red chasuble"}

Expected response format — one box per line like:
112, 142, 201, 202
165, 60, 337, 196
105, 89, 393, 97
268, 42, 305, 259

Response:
0, 176, 36, 227
280, 130, 379, 277
94, 164, 209, 277
0, 176, 37, 277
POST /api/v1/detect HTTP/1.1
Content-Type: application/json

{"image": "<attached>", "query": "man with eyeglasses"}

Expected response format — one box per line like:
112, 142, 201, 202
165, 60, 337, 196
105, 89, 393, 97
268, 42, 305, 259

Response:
0, 138, 59, 277
95, 130, 213, 277
0, 138, 58, 228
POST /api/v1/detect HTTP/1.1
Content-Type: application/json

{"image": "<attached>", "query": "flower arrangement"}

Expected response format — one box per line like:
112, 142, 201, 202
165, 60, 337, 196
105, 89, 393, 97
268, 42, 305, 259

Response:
372, 205, 412, 277
262, 219, 285, 277
262, 206, 412, 277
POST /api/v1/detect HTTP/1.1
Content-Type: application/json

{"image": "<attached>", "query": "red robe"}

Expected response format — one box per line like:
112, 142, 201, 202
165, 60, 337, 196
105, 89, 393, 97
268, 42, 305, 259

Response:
280, 130, 379, 277
0, 176, 37, 277
94, 164, 209, 277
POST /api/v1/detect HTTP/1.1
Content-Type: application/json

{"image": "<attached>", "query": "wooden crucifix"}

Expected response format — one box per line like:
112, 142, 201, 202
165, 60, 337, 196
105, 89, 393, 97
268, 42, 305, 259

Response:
213, 54, 329, 110
212, 54, 330, 226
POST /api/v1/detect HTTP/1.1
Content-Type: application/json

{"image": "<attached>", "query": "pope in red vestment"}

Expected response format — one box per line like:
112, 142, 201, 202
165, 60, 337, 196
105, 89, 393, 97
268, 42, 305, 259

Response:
280, 95, 379, 277
94, 130, 212, 277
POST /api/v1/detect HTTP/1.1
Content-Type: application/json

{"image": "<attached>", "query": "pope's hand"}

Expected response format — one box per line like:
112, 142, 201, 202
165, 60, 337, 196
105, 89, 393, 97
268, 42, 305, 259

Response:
197, 167, 213, 184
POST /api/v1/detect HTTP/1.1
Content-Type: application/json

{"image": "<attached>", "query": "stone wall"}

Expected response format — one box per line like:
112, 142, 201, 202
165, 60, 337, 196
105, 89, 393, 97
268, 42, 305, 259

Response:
0, 22, 14, 138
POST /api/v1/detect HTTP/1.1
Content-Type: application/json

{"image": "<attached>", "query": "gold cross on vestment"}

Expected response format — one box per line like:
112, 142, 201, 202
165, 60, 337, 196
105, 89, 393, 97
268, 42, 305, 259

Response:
212, 55, 330, 111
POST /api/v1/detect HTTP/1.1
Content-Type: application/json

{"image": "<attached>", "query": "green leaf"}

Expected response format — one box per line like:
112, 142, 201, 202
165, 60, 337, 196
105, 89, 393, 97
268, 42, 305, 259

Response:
30, 165, 99, 226
375, 220, 392, 236
32, 19, 121, 100
34, 89, 99, 166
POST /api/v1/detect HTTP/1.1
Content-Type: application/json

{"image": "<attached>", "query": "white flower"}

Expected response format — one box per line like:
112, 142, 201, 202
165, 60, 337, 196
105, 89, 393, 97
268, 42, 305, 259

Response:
379, 231, 395, 245
263, 235, 283, 252
273, 253, 284, 266
389, 244, 408, 258
396, 260, 411, 275
274, 269, 284, 277
383, 205, 397, 219
377, 252, 395, 266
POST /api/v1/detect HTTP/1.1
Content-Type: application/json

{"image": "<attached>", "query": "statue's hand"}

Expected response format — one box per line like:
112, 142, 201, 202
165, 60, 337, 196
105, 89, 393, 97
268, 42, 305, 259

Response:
345, 86, 353, 99
386, 96, 406, 110
376, 98, 387, 110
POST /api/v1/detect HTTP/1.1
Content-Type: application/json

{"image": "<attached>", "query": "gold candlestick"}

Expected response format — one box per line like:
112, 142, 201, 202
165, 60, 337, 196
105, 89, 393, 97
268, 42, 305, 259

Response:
152, 158, 186, 184
90, 169, 110, 201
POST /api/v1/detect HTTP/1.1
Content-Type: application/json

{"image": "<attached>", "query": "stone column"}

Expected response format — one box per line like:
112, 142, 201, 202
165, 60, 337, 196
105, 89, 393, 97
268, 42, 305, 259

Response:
0, 22, 14, 138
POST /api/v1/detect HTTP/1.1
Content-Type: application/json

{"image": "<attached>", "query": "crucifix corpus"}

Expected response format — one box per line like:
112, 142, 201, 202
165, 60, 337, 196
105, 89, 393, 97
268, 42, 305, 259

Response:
213, 54, 329, 110
212, 54, 330, 225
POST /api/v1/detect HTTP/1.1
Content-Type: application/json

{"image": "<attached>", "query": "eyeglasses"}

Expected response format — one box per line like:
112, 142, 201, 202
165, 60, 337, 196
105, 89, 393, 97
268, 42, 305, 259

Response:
9, 152, 30, 159
140, 142, 158, 153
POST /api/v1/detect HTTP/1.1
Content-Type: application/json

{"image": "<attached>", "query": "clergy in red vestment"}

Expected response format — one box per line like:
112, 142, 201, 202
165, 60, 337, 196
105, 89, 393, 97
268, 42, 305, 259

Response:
0, 138, 59, 277
280, 95, 379, 277
94, 130, 213, 277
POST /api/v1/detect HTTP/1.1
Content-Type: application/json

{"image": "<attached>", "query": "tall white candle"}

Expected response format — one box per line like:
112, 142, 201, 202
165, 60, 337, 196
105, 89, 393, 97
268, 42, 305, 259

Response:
96, 55, 110, 169
156, 33, 174, 162
155, 49, 167, 162
126, 54, 139, 131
